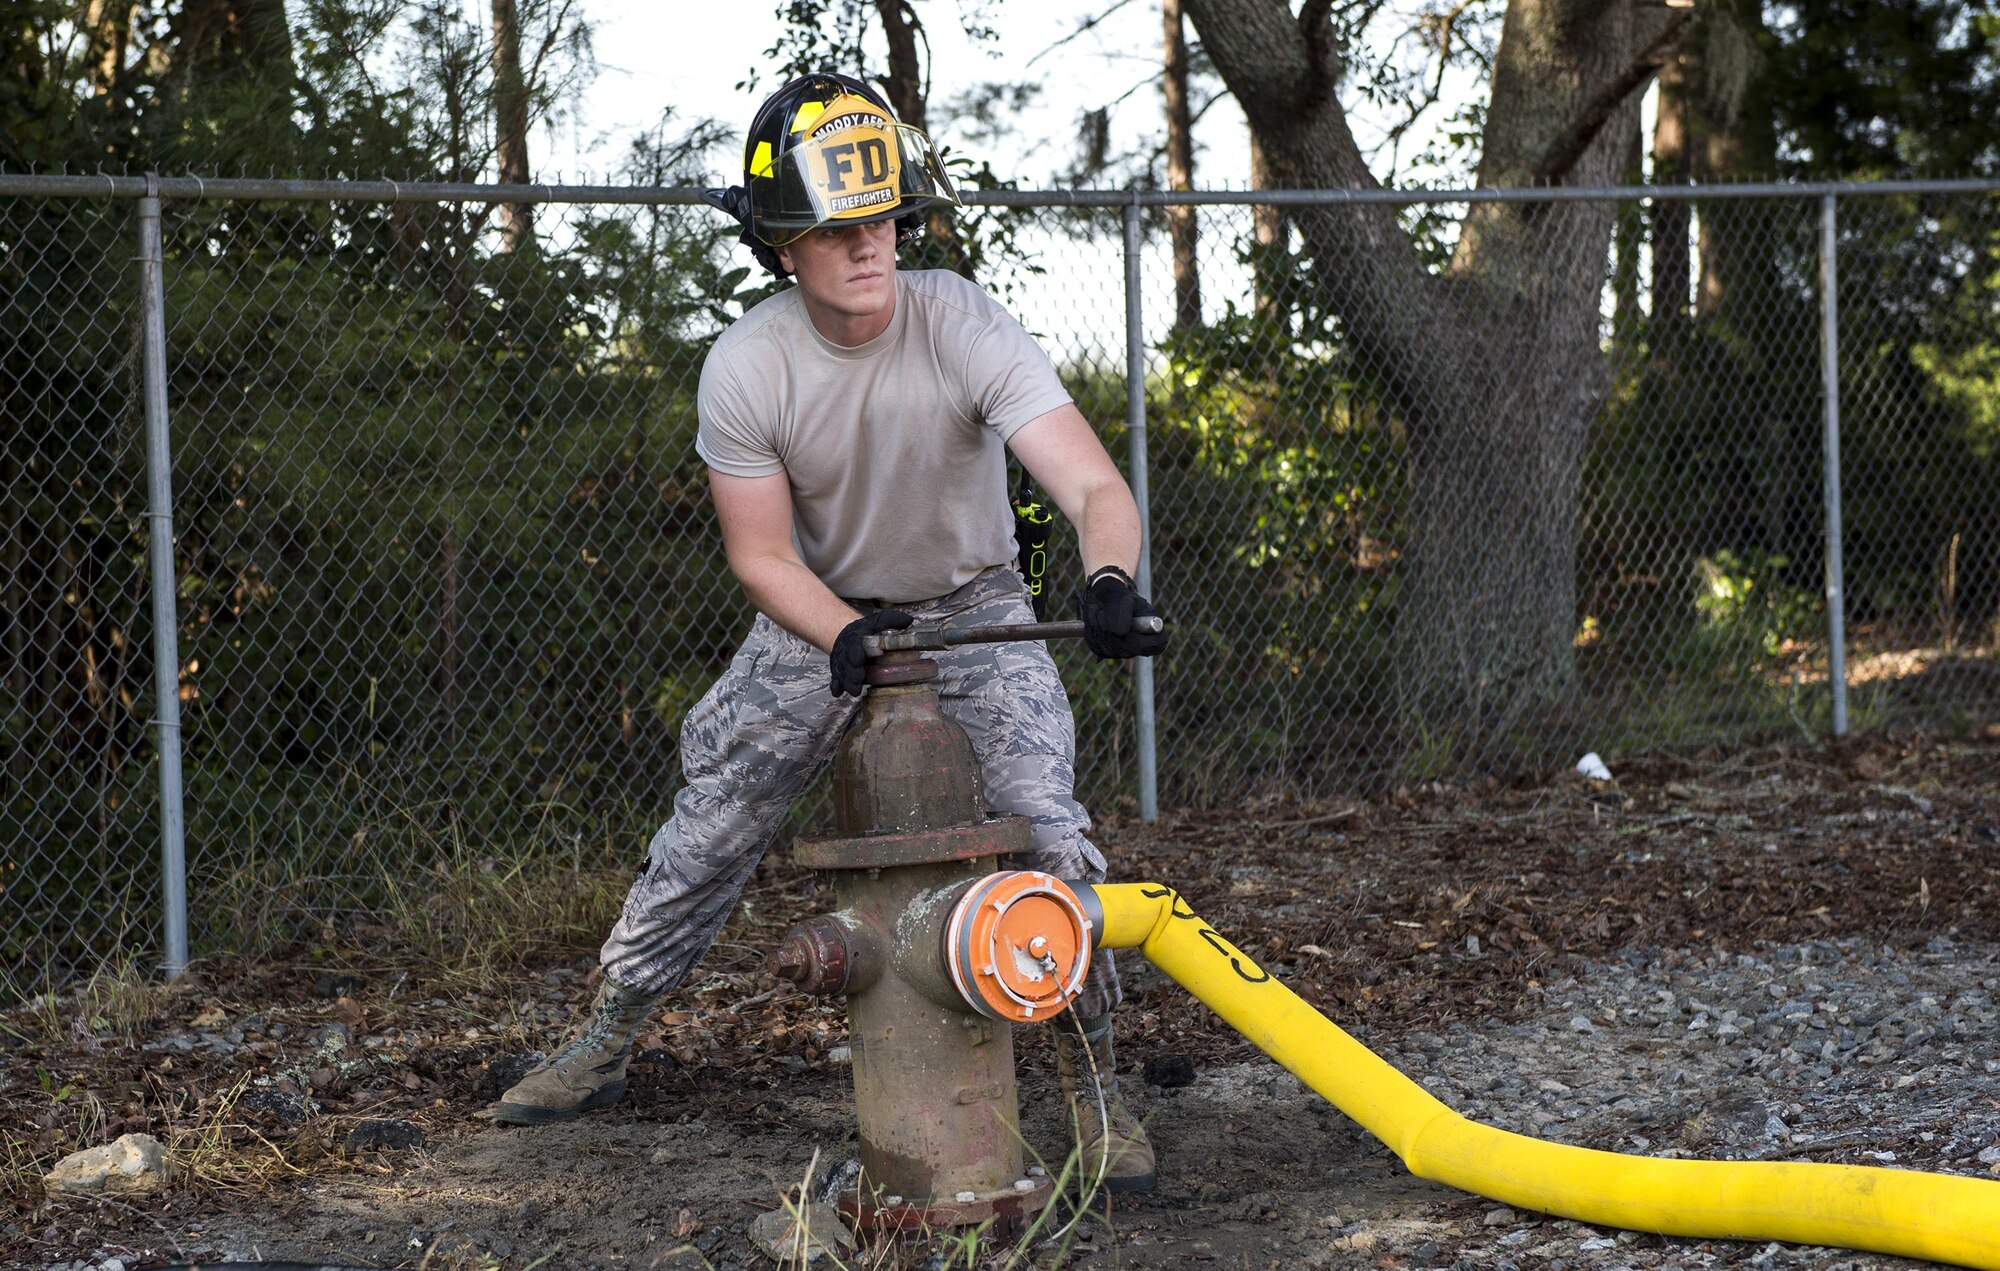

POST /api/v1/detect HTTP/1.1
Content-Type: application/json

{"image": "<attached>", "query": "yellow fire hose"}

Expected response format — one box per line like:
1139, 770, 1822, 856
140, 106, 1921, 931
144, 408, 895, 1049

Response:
1082, 882, 2000, 1270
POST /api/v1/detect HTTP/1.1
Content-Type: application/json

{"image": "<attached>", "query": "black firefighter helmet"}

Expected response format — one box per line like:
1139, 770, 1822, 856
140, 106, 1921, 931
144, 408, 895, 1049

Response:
703, 72, 959, 276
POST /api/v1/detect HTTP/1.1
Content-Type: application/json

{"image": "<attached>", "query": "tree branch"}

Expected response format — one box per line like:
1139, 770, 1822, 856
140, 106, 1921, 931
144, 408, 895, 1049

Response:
1531, 10, 1693, 184
1025, 0, 1140, 69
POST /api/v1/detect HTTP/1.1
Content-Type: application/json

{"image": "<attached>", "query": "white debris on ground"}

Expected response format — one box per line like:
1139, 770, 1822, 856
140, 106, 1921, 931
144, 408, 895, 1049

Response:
1575, 753, 1615, 782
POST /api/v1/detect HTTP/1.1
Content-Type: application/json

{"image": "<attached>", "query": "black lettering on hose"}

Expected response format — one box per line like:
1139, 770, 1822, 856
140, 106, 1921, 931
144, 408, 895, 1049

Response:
1139, 885, 1197, 920
1199, 927, 1271, 984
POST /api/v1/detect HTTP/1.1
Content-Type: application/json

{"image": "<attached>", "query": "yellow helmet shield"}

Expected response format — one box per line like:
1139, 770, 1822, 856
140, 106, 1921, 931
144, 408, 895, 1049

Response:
802, 94, 904, 218
758, 93, 958, 245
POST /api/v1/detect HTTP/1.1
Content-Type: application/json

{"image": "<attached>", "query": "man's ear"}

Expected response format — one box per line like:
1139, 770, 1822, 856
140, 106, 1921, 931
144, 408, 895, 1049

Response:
776, 244, 795, 275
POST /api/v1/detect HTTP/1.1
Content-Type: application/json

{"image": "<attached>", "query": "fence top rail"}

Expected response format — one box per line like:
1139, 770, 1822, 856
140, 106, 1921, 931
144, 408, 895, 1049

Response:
3, 172, 1998, 205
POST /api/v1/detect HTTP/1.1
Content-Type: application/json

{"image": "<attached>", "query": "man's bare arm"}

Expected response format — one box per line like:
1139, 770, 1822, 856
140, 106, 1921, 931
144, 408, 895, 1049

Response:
1007, 403, 1144, 579
708, 469, 861, 653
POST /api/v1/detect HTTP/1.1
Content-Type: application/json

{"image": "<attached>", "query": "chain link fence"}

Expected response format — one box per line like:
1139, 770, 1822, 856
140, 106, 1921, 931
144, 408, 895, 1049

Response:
5, 177, 1997, 987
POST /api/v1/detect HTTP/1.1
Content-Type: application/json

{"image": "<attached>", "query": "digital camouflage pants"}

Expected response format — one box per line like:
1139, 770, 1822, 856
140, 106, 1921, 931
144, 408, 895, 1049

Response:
601, 564, 1122, 1018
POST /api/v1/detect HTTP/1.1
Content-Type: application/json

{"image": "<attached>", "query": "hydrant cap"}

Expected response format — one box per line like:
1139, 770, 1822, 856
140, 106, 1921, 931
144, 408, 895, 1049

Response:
944, 871, 1093, 1022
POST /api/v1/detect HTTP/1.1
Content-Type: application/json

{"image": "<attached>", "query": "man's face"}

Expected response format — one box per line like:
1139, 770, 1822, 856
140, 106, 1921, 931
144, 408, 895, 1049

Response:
778, 219, 897, 322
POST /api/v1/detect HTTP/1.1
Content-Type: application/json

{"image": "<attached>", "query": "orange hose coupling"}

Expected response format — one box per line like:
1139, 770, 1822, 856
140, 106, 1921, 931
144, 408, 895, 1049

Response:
943, 870, 1093, 1021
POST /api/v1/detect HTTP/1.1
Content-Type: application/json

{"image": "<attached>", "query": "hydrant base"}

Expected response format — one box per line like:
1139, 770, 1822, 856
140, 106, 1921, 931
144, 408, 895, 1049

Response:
842, 1174, 1056, 1232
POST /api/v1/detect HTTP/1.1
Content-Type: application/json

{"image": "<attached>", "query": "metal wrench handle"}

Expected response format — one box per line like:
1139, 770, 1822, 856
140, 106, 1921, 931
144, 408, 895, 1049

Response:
863, 615, 1164, 658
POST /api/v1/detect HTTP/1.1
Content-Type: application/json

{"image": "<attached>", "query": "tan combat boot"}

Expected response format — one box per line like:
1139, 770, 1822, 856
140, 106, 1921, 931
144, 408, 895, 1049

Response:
493, 978, 659, 1125
1055, 1013, 1156, 1193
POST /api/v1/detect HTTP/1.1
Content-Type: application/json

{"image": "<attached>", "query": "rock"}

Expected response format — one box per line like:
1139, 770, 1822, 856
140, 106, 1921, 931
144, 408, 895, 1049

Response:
1978, 1145, 2000, 1166
42, 1133, 172, 1197
307, 1023, 350, 1051
1219, 1189, 1276, 1221
814, 1157, 862, 1206
1143, 1054, 1198, 1088
750, 1201, 854, 1264
1483, 1207, 1516, 1227
314, 971, 366, 999
479, 1052, 546, 1100
343, 1118, 425, 1155
241, 1087, 311, 1125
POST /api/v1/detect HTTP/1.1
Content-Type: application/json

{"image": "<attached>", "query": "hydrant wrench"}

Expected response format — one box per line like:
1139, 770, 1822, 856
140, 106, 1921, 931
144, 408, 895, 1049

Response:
861, 615, 1165, 658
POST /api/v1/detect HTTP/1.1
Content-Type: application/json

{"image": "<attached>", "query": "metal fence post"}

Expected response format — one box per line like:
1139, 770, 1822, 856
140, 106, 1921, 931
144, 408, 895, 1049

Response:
1122, 197, 1158, 821
138, 174, 190, 977
1819, 193, 1849, 736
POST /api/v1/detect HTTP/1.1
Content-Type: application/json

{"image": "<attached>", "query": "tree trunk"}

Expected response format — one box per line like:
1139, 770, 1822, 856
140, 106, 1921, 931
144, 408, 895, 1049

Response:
1163, 0, 1200, 331
1249, 129, 1287, 329
84, 0, 133, 98
875, 0, 972, 277
490, 0, 534, 253
1186, 0, 1668, 749
1611, 113, 1644, 350
1240, 125, 1288, 327
1685, 0, 1789, 556
1693, 0, 1777, 325
1650, 40, 1693, 330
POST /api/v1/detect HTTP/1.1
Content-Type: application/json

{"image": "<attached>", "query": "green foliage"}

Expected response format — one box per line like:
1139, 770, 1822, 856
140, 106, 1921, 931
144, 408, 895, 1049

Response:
1132, 236, 1408, 798
1771, 0, 2000, 178
1691, 549, 1821, 667
10, 0, 2000, 984
1, 1, 729, 984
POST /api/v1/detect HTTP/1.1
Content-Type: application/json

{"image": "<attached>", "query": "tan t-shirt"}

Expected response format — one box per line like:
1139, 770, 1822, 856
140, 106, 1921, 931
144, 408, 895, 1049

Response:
696, 269, 1073, 602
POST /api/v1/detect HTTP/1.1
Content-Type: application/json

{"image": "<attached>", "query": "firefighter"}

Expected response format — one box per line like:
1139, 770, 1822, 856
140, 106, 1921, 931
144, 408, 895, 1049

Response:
493, 71, 1166, 1194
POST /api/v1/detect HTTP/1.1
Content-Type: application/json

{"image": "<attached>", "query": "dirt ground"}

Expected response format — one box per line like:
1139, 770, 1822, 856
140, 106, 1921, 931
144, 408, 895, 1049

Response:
6, 725, 2000, 1271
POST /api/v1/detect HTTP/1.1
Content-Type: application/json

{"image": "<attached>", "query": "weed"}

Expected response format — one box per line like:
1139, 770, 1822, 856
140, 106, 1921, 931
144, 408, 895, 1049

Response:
0, 953, 177, 1046
189, 826, 630, 991
162, 1072, 306, 1196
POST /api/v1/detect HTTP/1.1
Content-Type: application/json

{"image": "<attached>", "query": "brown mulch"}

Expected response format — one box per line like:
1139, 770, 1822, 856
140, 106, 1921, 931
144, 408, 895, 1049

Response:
1106, 729, 2000, 1067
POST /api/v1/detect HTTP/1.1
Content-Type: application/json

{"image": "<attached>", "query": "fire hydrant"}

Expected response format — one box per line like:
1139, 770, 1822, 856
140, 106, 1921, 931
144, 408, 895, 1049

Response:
772, 626, 1115, 1230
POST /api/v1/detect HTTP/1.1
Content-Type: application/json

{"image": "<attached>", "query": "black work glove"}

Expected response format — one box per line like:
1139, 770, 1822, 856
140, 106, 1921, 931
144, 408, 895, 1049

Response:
829, 609, 915, 698
1073, 565, 1168, 660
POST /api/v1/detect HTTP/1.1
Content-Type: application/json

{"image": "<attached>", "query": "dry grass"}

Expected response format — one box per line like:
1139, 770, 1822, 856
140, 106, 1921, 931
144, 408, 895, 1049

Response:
163, 1072, 309, 1197
0, 952, 183, 1048
186, 835, 632, 993
743, 1129, 1118, 1271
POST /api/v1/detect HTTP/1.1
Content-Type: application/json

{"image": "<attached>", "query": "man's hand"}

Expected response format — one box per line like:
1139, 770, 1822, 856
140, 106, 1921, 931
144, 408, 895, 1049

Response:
829, 609, 916, 697
1073, 566, 1168, 660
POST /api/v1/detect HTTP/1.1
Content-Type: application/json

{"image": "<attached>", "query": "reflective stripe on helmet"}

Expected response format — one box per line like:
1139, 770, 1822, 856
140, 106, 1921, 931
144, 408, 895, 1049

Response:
789, 100, 827, 133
